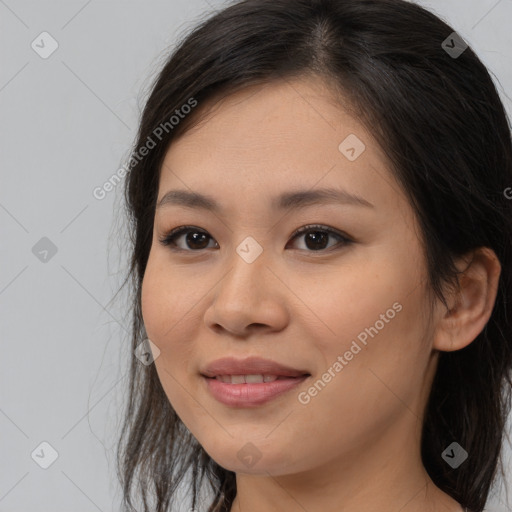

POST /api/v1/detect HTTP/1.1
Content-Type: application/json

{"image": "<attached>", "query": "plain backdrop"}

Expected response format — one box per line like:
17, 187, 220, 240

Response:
1, 1, 511, 511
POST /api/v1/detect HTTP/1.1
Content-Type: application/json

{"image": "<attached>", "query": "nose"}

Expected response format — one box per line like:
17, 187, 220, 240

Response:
203, 248, 289, 337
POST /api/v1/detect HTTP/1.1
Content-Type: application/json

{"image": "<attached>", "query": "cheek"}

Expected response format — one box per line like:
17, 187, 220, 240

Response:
291, 290, 429, 461
141, 261, 202, 428
141, 251, 188, 338
141, 256, 192, 369
298, 260, 430, 398
295, 262, 403, 352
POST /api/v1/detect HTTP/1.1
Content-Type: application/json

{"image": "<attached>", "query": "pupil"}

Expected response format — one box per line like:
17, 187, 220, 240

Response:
306, 231, 328, 250
187, 232, 208, 249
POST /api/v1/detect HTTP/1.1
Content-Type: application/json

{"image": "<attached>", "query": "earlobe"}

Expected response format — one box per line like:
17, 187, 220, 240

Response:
432, 247, 501, 353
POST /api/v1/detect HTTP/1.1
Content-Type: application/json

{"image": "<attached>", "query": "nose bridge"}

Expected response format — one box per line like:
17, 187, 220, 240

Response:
222, 235, 269, 300
205, 236, 288, 334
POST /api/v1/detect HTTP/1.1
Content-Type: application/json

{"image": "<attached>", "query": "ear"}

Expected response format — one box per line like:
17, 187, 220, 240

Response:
433, 247, 501, 352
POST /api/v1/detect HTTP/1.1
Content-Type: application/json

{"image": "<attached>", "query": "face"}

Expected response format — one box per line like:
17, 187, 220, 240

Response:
141, 76, 440, 477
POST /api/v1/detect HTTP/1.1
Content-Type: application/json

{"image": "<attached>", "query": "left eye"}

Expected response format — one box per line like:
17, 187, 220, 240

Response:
158, 224, 352, 252
288, 225, 352, 251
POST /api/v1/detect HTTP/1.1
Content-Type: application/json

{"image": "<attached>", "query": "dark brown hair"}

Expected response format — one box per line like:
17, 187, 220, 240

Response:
115, 1, 512, 511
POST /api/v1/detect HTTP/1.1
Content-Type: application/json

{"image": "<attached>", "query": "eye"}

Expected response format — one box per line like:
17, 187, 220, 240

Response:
287, 224, 352, 252
159, 225, 218, 251
158, 224, 352, 253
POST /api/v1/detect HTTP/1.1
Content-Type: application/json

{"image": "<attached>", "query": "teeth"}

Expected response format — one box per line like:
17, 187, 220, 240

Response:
214, 374, 280, 384
245, 374, 263, 383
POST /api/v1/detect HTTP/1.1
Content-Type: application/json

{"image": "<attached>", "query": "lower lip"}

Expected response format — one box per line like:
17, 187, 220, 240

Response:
203, 375, 309, 407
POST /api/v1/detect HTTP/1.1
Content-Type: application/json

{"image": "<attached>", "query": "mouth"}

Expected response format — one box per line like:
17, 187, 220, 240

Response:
199, 356, 311, 407
201, 373, 311, 407
203, 374, 310, 383
200, 355, 310, 379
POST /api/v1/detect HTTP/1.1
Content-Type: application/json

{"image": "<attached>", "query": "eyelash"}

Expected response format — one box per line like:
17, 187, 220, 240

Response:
158, 224, 353, 253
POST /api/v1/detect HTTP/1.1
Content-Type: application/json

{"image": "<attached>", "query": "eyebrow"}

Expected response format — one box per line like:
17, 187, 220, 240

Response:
156, 187, 374, 212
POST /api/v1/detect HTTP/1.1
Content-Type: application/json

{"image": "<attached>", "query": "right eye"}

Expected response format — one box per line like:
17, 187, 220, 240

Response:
158, 226, 218, 252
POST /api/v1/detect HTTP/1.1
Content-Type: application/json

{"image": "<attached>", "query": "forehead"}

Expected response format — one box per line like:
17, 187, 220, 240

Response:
157, 76, 408, 220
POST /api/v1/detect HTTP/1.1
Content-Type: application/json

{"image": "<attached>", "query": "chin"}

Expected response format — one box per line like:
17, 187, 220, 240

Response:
200, 438, 306, 476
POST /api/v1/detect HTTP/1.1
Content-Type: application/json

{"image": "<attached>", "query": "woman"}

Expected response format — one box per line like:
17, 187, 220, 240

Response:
116, 1, 512, 511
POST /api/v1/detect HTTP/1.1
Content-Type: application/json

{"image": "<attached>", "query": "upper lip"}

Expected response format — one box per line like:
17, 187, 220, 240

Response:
200, 356, 310, 378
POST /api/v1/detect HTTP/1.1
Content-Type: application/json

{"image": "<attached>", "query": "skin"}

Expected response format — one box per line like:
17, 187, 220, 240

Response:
140, 75, 501, 512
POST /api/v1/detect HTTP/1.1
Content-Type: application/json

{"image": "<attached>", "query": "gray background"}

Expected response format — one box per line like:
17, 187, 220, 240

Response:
1, 0, 511, 511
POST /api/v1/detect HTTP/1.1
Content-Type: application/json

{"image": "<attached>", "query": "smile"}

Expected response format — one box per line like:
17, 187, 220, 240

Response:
203, 374, 310, 407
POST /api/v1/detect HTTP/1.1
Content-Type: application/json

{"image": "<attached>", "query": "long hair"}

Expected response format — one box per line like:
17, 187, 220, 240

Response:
115, 1, 512, 511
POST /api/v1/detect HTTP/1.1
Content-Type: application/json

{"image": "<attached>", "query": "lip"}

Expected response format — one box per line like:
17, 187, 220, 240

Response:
203, 375, 309, 407
200, 356, 310, 378
201, 356, 311, 407
200, 356, 310, 407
